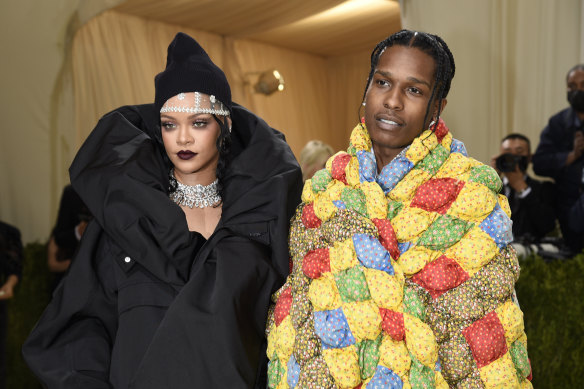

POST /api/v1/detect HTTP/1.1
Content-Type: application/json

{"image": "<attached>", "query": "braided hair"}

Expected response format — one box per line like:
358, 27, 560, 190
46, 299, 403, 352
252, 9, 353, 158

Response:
361, 29, 456, 132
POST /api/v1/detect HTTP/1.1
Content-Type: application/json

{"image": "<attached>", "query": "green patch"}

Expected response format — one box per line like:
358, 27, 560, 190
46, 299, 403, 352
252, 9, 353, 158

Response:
509, 339, 531, 380
403, 284, 427, 321
468, 165, 502, 193
357, 334, 382, 380
409, 353, 435, 388
311, 169, 332, 193
267, 357, 285, 388
417, 214, 473, 251
341, 187, 368, 217
387, 201, 403, 220
416, 144, 449, 176
347, 145, 357, 156
334, 266, 371, 303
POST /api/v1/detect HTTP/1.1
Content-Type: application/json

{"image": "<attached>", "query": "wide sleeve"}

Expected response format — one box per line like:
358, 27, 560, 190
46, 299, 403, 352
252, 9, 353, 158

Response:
519, 180, 557, 239
532, 117, 571, 178
51, 185, 83, 251
22, 222, 118, 388
129, 233, 278, 388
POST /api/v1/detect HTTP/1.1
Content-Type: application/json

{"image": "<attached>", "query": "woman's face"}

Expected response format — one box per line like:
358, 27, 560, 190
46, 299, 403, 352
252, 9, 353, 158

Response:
160, 93, 222, 181
364, 45, 442, 152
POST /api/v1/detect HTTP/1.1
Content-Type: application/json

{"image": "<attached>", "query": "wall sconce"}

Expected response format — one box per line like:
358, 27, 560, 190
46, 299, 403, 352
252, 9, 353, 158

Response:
249, 69, 285, 95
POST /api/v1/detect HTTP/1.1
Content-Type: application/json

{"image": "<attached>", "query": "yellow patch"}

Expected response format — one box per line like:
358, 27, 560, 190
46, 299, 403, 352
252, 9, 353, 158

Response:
275, 315, 296, 363
313, 193, 337, 221
329, 239, 359, 273
397, 245, 441, 276
478, 352, 520, 388
403, 313, 438, 368
362, 267, 403, 310
391, 206, 437, 243
448, 182, 497, 222
361, 181, 388, 219
346, 156, 361, 188
435, 152, 472, 180
301, 179, 315, 203
388, 169, 432, 203
322, 346, 361, 389
342, 300, 383, 342
445, 226, 498, 275
379, 335, 411, 377
498, 194, 512, 218
495, 300, 525, 344
308, 273, 342, 311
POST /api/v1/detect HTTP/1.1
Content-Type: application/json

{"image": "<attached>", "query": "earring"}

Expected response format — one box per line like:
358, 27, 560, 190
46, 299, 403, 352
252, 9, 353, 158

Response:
362, 102, 366, 106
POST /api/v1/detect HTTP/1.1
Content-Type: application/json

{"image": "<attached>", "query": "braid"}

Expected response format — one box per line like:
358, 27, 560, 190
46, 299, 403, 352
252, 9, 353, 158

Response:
361, 30, 456, 132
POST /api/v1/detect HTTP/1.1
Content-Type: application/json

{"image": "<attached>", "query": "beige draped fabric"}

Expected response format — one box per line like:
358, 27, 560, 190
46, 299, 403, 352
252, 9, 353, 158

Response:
399, 0, 584, 165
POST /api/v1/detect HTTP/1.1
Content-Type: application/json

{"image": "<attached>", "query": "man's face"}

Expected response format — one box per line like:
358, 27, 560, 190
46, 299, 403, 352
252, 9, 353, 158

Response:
501, 138, 530, 159
567, 69, 584, 92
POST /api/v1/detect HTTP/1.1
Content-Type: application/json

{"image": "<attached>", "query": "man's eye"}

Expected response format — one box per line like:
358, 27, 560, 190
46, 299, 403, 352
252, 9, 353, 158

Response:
376, 79, 389, 87
408, 87, 421, 94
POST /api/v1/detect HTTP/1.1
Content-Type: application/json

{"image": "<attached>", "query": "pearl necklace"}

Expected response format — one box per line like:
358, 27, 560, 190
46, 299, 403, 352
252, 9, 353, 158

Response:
169, 170, 221, 208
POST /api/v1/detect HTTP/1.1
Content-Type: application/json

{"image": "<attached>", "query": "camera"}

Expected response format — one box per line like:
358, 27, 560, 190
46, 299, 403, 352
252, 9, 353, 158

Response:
495, 153, 528, 172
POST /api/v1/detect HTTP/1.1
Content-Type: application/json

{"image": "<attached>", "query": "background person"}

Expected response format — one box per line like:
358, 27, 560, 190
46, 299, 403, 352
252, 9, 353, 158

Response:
299, 140, 334, 181
491, 133, 556, 243
0, 220, 22, 389
532, 64, 584, 254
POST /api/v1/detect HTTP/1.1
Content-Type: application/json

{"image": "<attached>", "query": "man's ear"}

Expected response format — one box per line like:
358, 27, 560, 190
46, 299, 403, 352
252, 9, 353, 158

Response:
434, 98, 448, 119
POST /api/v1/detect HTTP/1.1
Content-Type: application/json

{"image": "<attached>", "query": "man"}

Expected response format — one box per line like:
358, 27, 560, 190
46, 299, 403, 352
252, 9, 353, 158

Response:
492, 134, 556, 243
532, 64, 584, 254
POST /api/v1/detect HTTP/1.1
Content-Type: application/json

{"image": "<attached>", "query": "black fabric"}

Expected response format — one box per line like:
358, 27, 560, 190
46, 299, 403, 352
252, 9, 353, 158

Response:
503, 176, 556, 242
51, 185, 90, 259
532, 107, 584, 252
154, 32, 231, 113
22, 103, 302, 388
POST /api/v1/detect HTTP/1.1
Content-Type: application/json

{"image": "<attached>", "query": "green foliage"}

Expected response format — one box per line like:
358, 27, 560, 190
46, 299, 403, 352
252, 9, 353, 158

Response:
6, 242, 52, 388
515, 253, 584, 389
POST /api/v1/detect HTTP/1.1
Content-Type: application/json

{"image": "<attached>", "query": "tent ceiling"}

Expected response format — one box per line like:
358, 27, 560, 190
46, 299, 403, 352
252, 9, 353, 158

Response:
114, 0, 402, 56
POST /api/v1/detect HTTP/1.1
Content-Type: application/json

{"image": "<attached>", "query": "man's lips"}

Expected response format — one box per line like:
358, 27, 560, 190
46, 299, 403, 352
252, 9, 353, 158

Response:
376, 114, 404, 129
177, 150, 196, 160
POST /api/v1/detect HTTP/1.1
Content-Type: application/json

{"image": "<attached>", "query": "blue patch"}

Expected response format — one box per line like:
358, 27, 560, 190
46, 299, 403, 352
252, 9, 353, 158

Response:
357, 150, 376, 183
333, 200, 347, 210
479, 203, 513, 249
398, 241, 413, 255
286, 355, 300, 388
376, 154, 413, 194
313, 308, 356, 349
353, 234, 394, 275
450, 139, 468, 156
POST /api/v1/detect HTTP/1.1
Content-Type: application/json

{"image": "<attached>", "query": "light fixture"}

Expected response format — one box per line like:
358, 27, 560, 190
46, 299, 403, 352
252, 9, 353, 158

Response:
253, 69, 285, 95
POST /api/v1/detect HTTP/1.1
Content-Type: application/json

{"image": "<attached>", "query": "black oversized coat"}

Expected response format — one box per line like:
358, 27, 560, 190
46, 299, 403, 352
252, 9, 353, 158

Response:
23, 104, 302, 388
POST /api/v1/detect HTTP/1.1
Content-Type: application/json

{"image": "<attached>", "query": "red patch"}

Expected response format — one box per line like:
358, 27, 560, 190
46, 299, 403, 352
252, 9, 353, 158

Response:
527, 359, 533, 381
274, 287, 292, 326
462, 311, 508, 368
301, 203, 322, 228
379, 308, 405, 341
371, 218, 400, 260
289, 257, 294, 274
433, 117, 449, 142
302, 248, 331, 279
412, 255, 469, 298
410, 178, 465, 214
331, 153, 351, 184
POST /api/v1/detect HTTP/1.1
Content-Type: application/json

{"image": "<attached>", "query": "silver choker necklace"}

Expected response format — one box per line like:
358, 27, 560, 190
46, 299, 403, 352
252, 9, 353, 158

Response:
169, 171, 221, 208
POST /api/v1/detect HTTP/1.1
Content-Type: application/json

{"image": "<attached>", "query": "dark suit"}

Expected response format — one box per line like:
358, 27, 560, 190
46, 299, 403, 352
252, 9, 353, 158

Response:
503, 176, 556, 242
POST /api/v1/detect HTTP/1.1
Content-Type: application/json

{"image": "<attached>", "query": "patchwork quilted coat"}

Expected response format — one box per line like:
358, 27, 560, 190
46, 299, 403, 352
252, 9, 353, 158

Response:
266, 119, 532, 388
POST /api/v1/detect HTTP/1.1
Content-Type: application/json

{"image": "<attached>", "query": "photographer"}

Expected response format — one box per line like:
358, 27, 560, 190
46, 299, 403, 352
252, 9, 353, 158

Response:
492, 133, 556, 243
532, 64, 584, 254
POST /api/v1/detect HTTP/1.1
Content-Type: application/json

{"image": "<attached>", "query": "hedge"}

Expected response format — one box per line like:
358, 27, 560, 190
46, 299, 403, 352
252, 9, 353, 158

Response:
5, 244, 583, 388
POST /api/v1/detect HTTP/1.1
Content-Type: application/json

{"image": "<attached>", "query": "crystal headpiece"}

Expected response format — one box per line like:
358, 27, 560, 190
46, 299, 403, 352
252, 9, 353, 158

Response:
160, 92, 230, 116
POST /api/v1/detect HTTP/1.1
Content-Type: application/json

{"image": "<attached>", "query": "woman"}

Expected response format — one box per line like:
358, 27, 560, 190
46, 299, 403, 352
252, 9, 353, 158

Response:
299, 140, 334, 182
23, 33, 302, 388
266, 30, 532, 388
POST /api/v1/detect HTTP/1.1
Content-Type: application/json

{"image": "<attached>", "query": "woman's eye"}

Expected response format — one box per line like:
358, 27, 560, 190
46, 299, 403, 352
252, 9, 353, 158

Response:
161, 122, 175, 130
193, 120, 207, 128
